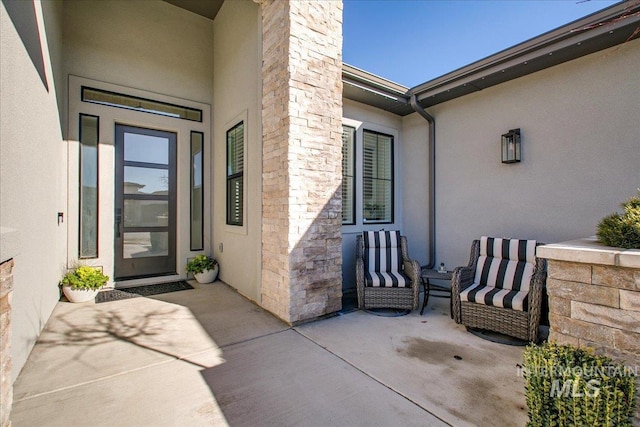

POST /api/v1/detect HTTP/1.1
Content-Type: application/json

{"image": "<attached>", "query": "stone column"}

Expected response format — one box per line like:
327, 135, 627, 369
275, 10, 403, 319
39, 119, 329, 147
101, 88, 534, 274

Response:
0, 259, 14, 427
259, 0, 343, 323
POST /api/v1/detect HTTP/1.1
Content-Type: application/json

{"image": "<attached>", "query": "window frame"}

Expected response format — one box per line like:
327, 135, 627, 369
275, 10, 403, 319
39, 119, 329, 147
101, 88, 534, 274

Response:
190, 131, 204, 251
341, 125, 356, 226
226, 119, 245, 228
78, 113, 100, 258
340, 119, 400, 233
362, 129, 394, 225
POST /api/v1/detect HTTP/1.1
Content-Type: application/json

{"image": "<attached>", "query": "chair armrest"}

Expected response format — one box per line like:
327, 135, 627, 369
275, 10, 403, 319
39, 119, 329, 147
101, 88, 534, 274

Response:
451, 240, 480, 324
403, 258, 421, 310
356, 235, 365, 308
451, 266, 475, 295
403, 259, 421, 284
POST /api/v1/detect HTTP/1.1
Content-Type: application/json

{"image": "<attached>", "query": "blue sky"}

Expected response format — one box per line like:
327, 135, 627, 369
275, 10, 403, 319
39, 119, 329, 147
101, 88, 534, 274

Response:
343, 0, 620, 87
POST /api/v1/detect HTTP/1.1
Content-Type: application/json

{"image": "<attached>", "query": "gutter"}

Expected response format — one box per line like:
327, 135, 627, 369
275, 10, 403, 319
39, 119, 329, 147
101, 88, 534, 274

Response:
408, 93, 436, 270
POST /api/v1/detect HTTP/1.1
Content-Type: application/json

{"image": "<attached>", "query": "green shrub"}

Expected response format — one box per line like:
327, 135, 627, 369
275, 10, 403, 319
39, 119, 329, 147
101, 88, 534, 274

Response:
60, 266, 109, 290
523, 342, 637, 426
185, 254, 217, 274
597, 190, 640, 249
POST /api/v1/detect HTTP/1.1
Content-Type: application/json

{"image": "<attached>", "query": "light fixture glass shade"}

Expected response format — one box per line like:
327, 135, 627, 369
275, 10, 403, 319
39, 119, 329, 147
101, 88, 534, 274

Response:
501, 129, 521, 163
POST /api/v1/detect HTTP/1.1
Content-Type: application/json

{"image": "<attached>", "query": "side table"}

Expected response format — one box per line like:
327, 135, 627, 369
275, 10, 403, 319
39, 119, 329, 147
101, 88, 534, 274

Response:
420, 267, 453, 316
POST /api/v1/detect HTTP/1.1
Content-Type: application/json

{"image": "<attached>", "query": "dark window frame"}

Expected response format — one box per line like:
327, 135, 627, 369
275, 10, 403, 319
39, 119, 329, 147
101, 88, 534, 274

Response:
78, 113, 100, 258
362, 129, 394, 225
226, 121, 244, 226
190, 131, 204, 251
81, 86, 203, 122
341, 125, 356, 225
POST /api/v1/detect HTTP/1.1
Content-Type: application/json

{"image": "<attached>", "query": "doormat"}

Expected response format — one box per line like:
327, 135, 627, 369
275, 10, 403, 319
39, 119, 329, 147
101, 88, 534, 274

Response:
95, 281, 193, 303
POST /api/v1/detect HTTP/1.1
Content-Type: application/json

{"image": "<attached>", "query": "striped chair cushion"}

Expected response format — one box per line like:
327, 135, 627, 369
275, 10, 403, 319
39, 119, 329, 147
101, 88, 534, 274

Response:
460, 283, 529, 311
475, 236, 536, 292
461, 237, 537, 311
364, 270, 411, 288
363, 231, 410, 288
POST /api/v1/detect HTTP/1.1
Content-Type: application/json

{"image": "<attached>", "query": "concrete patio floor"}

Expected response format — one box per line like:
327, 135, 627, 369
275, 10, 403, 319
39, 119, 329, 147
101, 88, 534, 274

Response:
10, 281, 529, 426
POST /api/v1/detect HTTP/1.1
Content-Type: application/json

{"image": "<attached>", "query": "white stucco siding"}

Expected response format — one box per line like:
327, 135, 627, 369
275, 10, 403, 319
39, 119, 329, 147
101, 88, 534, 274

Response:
62, 1, 213, 109
213, 0, 262, 301
429, 38, 640, 268
1, 0, 66, 381
401, 112, 431, 266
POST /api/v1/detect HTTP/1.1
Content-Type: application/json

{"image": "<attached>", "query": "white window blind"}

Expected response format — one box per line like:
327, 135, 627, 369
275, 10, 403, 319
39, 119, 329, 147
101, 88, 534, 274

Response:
226, 122, 244, 226
363, 130, 393, 223
342, 126, 355, 225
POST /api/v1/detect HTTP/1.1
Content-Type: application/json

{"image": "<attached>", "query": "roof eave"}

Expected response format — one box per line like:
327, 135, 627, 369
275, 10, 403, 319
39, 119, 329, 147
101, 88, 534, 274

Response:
410, 1, 640, 108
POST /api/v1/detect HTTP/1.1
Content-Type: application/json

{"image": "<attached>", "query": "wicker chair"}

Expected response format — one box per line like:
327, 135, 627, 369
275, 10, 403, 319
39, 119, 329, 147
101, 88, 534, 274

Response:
356, 231, 421, 311
451, 236, 547, 342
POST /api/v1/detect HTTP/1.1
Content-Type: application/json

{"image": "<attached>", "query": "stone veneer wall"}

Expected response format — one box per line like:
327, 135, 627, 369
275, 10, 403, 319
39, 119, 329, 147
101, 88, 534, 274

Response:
0, 259, 14, 427
538, 237, 639, 422
259, 0, 343, 323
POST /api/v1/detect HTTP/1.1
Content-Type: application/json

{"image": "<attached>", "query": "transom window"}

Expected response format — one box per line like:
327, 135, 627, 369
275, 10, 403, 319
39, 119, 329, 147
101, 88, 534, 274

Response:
82, 87, 202, 122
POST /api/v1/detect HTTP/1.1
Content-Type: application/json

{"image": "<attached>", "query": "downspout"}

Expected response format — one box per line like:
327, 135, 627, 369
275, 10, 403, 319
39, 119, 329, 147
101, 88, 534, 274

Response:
409, 93, 436, 269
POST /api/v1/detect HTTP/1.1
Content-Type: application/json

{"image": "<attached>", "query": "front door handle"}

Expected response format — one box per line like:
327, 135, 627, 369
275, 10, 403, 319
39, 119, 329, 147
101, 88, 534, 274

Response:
115, 208, 122, 238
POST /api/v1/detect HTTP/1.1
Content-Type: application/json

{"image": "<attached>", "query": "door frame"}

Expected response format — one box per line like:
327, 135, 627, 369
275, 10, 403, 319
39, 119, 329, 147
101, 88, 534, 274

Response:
114, 124, 178, 280
67, 76, 211, 288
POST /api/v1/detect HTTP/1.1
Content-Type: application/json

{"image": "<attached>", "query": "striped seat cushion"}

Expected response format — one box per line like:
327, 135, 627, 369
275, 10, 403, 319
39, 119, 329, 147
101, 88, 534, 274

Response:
363, 231, 411, 288
460, 283, 529, 311
364, 270, 412, 288
461, 237, 537, 311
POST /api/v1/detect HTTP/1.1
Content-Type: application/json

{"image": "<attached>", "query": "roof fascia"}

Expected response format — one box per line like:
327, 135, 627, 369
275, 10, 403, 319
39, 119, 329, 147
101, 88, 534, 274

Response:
410, 1, 640, 105
342, 63, 409, 103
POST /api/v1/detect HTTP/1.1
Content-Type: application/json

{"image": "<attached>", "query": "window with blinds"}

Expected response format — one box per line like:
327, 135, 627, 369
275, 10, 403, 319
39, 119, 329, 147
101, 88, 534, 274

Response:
363, 130, 393, 223
342, 126, 356, 225
226, 121, 244, 226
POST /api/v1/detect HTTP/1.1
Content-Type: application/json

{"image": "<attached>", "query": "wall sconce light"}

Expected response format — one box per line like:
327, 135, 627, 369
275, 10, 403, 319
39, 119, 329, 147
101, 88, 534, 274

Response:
501, 128, 521, 164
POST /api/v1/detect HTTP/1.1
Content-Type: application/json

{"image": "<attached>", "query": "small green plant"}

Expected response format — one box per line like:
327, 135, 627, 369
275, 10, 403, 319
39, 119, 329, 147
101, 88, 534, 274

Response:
597, 190, 640, 249
60, 266, 109, 290
186, 255, 217, 274
522, 342, 637, 426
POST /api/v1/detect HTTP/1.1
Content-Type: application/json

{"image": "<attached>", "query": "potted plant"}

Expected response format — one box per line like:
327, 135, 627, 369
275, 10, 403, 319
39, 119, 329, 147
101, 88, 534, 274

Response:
186, 254, 218, 284
60, 265, 109, 303
596, 189, 640, 249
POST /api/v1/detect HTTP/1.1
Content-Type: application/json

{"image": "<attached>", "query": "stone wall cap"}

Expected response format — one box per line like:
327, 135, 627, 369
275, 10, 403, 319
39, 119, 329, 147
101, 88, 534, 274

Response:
0, 226, 21, 264
538, 236, 640, 267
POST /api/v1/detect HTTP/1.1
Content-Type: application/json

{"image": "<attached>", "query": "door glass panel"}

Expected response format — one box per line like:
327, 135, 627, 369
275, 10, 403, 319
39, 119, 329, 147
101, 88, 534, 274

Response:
123, 232, 169, 258
124, 133, 169, 164
124, 166, 169, 195
79, 114, 99, 258
124, 200, 169, 227
190, 131, 204, 250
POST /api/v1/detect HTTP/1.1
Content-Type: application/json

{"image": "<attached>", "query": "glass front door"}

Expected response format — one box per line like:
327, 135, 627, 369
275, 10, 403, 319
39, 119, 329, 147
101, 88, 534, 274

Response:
114, 125, 177, 279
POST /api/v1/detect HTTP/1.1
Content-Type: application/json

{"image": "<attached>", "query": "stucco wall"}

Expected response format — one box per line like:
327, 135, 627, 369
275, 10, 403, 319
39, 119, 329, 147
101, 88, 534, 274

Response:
213, 0, 262, 301
341, 99, 430, 290
427, 38, 640, 268
1, 1, 66, 381
62, 0, 213, 108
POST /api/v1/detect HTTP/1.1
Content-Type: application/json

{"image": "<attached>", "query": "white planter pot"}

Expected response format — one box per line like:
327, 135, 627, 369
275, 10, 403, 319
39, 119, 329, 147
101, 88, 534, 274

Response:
62, 286, 99, 303
194, 265, 219, 284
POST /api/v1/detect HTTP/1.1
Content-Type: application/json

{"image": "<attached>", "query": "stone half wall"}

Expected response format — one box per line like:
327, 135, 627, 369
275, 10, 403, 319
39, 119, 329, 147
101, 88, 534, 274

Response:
259, 0, 343, 323
538, 237, 640, 422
